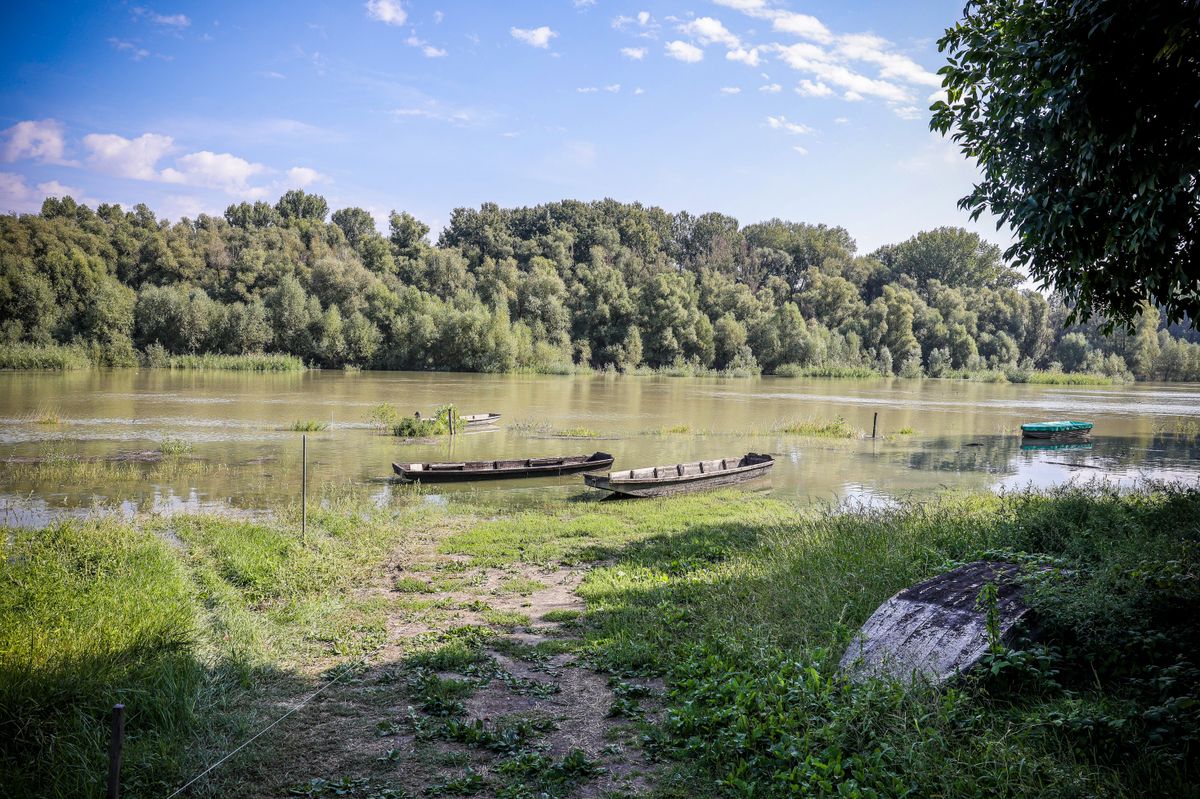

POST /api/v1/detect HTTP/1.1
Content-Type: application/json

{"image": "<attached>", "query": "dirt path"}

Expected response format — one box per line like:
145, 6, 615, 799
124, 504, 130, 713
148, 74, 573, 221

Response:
225, 545, 663, 798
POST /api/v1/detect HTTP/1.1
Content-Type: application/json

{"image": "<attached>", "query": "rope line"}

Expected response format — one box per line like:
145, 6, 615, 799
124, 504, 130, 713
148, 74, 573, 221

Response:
165, 663, 355, 798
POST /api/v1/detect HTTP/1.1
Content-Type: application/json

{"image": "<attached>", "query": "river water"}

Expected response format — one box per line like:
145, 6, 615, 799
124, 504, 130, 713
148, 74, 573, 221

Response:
1, 370, 1197, 526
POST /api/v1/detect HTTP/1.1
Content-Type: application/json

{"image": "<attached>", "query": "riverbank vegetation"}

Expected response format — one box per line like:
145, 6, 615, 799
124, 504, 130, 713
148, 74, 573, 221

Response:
3, 483, 1196, 797
3, 194, 1198, 381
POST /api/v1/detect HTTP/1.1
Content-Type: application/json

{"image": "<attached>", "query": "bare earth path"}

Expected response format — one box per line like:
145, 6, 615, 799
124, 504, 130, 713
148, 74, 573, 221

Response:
222, 531, 664, 799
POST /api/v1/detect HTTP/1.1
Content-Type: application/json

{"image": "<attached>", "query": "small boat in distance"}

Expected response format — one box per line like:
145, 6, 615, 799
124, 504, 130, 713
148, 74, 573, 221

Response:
393, 451, 612, 482
462, 412, 501, 426
1021, 420, 1094, 439
584, 453, 774, 498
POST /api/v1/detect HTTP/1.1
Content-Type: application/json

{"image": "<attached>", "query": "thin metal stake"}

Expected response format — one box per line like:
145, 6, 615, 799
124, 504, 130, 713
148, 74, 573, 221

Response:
107, 704, 125, 799
872, 412, 878, 439
301, 434, 307, 542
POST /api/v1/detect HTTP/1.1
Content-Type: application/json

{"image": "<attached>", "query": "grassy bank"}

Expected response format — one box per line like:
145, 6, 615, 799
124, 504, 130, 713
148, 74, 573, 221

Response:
3, 484, 1197, 797
0, 343, 92, 370
151, 352, 306, 372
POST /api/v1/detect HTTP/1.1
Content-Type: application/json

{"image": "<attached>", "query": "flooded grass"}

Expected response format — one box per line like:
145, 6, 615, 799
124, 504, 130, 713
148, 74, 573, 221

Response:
552, 427, 601, 439
156, 352, 306, 372
773, 416, 861, 438
288, 420, 329, 432
25, 408, 64, 425
773, 363, 882, 379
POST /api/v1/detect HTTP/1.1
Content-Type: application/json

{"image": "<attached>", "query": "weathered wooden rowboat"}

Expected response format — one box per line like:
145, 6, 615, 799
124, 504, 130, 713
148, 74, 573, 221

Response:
461, 412, 501, 426
393, 451, 612, 482
1020, 420, 1094, 439
583, 453, 774, 498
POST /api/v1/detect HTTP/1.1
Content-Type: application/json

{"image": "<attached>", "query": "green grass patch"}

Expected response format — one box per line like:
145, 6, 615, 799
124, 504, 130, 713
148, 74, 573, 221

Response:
497, 576, 548, 595
392, 405, 463, 437
571, 483, 1200, 796
0, 343, 92, 370
395, 575, 435, 593
541, 609, 582, 623
288, 419, 329, 432
773, 363, 882, 378
153, 352, 305, 371
894, 426, 915, 435
552, 427, 601, 438
774, 416, 860, 438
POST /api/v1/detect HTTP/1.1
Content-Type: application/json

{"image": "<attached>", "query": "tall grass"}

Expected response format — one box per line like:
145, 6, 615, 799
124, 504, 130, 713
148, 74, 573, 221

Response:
773, 363, 881, 379
0, 343, 92, 370
153, 352, 306, 372
392, 404, 463, 437
0, 521, 208, 796
773, 416, 860, 438
288, 420, 329, 432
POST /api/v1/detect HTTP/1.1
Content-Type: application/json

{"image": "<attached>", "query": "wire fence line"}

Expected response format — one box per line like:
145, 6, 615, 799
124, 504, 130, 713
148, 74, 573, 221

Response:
164, 662, 357, 798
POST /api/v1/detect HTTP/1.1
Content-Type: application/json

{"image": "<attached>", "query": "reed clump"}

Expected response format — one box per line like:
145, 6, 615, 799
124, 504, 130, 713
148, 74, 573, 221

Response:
0, 343, 92, 370
289, 420, 329, 432
773, 416, 860, 438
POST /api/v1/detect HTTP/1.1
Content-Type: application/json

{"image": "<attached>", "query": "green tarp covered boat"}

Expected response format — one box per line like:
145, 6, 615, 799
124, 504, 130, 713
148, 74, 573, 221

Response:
1020, 420, 1094, 439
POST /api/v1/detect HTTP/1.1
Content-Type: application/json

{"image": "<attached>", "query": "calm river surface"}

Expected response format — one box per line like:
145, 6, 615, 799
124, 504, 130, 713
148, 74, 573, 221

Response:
1, 370, 1198, 526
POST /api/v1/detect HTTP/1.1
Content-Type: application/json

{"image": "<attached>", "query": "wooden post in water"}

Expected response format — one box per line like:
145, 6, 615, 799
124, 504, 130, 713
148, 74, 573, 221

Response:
106, 704, 124, 799
448, 404, 456, 436
872, 412, 878, 439
301, 434, 307, 542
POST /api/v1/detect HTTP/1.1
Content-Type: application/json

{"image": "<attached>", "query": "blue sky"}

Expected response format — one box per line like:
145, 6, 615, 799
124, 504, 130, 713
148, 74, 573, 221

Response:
0, 0, 1001, 252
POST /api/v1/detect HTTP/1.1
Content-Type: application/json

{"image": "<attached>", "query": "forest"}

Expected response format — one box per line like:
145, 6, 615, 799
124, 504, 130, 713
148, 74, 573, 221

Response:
2, 189, 1199, 380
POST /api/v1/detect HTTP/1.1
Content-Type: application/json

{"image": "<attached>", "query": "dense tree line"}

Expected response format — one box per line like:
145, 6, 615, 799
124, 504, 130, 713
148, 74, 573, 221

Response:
2, 190, 1198, 380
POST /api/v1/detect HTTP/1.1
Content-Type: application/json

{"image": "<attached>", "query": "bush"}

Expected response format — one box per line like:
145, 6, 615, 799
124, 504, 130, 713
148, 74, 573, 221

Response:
392, 405, 463, 437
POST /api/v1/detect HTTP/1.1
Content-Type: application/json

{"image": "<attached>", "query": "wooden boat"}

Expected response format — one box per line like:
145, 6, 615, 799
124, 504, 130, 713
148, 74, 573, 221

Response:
461, 412, 501, 426
1020, 420, 1094, 440
584, 453, 774, 498
393, 451, 612, 482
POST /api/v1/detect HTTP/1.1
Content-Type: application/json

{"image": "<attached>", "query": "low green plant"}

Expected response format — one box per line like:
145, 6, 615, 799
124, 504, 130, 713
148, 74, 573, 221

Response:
553, 427, 600, 438
392, 405, 463, 438
774, 416, 859, 438
289, 420, 329, 432
153, 352, 305, 371
158, 436, 193, 457
368, 403, 402, 431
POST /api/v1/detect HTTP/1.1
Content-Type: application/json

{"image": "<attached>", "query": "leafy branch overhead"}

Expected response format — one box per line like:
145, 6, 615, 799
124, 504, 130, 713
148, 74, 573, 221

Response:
932, 0, 1200, 329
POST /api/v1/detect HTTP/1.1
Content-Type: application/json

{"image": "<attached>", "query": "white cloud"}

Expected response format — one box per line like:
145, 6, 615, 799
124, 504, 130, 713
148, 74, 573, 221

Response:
133, 8, 191, 28
392, 102, 480, 126
843, 90, 864, 101
758, 83, 781, 93
679, 16, 740, 48
893, 105, 922, 120
576, 87, 598, 93
766, 115, 813, 135
621, 47, 646, 60
834, 116, 849, 124
792, 145, 809, 155
837, 33, 940, 87
161, 150, 265, 194
286, 166, 324, 187
0, 172, 35, 212
775, 44, 911, 103
605, 84, 621, 93
772, 12, 832, 44
511, 26, 557, 48
365, 0, 406, 26
795, 79, 833, 97
3, 119, 71, 165
713, 0, 767, 10
109, 38, 151, 60
726, 47, 760, 66
433, 10, 444, 23
637, 11, 651, 26
720, 86, 742, 94
83, 132, 174, 179
665, 41, 703, 63
574, 0, 597, 6
634, 87, 645, 95
405, 35, 447, 57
